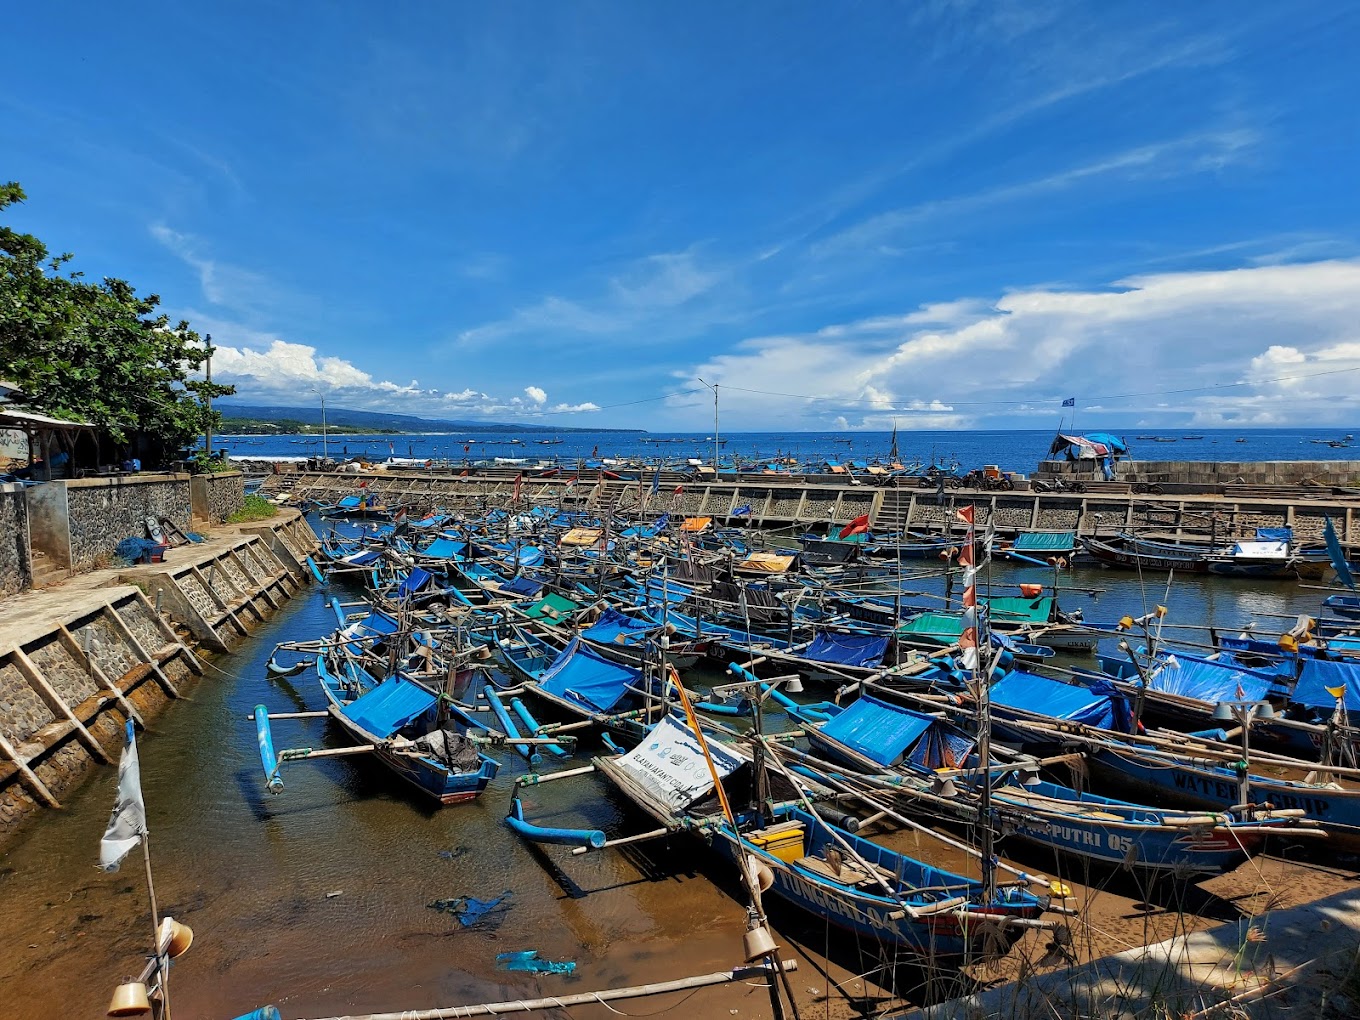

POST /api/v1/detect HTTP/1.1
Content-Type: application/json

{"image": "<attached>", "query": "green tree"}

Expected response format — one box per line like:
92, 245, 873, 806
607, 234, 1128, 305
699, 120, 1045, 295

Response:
0, 182, 234, 451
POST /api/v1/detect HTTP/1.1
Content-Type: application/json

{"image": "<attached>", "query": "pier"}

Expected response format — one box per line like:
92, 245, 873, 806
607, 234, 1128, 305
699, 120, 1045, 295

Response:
260, 468, 1360, 547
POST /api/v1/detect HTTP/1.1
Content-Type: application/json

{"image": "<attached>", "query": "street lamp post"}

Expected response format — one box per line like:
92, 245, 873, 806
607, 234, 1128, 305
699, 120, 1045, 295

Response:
1213, 698, 1276, 808
310, 385, 329, 463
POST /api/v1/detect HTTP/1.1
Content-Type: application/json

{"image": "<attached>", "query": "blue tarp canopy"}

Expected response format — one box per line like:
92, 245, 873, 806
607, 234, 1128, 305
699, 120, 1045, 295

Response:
397, 567, 433, 598
341, 674, 437, 738
337, 495, 363, 508
501, 575, 545, 597
804, 631, 889, 667
818, 695, 934, 767
1290, 658, 1360, 712
342, 550, 382, 567
992, 671, 1124, 729
420, 538, 465, 560
1146, 654, 1275, 702
582, 608, 656, 647
1256, 527, 1293, 543
538, 636, 639, 712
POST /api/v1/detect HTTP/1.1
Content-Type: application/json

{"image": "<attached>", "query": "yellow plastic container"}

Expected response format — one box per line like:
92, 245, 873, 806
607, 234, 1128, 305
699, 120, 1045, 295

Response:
748, 822, 806, 863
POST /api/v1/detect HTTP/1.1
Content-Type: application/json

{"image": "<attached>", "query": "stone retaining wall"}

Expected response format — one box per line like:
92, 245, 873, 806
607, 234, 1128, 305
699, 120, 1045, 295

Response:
1038, 458, 1360, 486
190, 471, 246, 524
0, 485, 30, 595
66, 474, 192, 569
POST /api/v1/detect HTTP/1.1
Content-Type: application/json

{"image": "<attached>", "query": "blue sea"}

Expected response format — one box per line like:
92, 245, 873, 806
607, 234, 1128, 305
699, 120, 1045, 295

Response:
215, 427, 1360, 472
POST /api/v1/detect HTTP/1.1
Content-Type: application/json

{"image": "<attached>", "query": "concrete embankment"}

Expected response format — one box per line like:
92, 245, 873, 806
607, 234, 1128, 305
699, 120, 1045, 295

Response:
0, 509, 319, 845
905, 886, 1360, 1019
262, 470, 1360, 549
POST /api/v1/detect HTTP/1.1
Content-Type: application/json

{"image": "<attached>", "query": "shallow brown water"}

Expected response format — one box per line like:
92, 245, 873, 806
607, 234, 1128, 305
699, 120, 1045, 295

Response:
0, 562, 1355, 1019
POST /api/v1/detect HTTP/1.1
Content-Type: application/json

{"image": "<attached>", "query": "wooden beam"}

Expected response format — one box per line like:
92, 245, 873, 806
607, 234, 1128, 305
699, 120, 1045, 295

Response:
56, 625, 144, 727
101, 606, 181, 698
10, 648, 114, 764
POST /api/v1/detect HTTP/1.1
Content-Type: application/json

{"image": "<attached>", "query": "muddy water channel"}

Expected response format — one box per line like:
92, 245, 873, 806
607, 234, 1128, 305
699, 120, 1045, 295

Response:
0, 560, 1356, 1019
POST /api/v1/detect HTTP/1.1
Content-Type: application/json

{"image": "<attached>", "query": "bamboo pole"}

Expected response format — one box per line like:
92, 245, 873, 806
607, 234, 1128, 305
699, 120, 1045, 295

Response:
297, 962, 801, 1019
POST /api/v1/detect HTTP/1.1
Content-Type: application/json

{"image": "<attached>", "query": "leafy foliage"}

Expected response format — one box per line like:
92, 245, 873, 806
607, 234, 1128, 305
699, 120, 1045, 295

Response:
0, 181, 234, 447
226, 493, 279, 523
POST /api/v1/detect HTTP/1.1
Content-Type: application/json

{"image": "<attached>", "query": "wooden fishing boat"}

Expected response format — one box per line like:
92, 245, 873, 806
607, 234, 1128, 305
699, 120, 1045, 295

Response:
311, 652, 500, 804
791, 692, 1304, 877
497, 631, 673, 742
581, 715, 1054, 963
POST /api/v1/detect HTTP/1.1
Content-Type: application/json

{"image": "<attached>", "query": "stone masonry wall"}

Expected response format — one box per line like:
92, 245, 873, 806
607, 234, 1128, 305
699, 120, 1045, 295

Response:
1038, 459, 1360, 486
203, 471, 246, 524
66, 475, 192, 570
0, 486, 30, 595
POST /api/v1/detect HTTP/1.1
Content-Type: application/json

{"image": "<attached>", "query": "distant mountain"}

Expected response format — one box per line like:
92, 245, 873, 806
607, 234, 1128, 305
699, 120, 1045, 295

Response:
216, 401, 641, 434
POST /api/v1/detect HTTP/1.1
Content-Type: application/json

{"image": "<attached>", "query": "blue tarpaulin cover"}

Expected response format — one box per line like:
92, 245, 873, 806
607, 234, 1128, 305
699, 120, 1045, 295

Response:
538, 636, 639, 712
1145, 654, 1275, 702
804, 631, 889, 666
501, 575, 544, 597
583, 608, 655, 646
341, 674, 437, 737
818, 695, 934, 766
397, 568, 433, 598
1290, 658, 1360, 712
337, 495, 362, 508
1256, 527, 1293, 543
420, 538, 465, 560
991, 671, 1128, 729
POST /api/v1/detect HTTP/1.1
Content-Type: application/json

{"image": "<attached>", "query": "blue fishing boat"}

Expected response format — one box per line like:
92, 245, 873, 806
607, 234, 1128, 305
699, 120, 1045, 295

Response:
498, 632, 672, 742
584, 714, 1054, 963
793, 690, 1301, 877
307, 653, 500, 804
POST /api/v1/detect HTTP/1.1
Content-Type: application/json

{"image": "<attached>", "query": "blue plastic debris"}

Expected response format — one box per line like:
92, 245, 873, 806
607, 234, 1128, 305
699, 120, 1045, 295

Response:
496, 950, 577, 975
429, 889, 512, 927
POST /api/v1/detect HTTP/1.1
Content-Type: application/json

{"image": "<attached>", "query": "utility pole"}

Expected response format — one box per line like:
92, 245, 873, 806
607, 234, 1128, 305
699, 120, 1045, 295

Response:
204, 344, 213, 462
311, 385, 330, 462
698, 377, 720, 477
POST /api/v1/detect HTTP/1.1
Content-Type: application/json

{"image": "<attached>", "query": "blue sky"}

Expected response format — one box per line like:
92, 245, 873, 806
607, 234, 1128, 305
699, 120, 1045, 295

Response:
5, 2, 1360, 430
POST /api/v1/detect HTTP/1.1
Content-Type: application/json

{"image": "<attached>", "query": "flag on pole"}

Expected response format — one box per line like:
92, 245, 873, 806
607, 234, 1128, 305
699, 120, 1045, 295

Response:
1062, 397, 1076, 407
99, 721, 146, 873
839, 513, 871, 539
650, 463, 662, 496
513, 473, 522, 505
955, 505, 974, 525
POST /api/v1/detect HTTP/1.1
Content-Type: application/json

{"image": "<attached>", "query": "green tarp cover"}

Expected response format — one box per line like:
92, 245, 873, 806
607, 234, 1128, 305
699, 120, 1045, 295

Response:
987, 596, 1053, 624
896, 612, 965, 644
1012, 531, 1075, 552
522, 593, 580, 624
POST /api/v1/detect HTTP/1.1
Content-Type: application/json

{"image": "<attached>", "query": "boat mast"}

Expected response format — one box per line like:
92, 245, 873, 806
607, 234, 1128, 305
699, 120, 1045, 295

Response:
976, 503, 996, 902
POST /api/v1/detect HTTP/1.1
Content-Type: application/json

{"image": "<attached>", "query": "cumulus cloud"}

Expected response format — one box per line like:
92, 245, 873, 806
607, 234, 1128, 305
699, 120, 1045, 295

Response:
671, 259, 1360, 429
205, 335, 598, 419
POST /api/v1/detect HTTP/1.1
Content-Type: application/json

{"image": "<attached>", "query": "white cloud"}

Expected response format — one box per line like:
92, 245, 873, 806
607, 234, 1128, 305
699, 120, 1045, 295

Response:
204, 334, 598, 419
670, 258, 1360, 429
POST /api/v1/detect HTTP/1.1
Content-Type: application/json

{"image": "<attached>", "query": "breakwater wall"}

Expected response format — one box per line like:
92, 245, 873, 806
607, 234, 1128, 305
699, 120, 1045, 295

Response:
261, 470, 1360, 547
1038, 458, 1360, 487
0, 510, 319, 845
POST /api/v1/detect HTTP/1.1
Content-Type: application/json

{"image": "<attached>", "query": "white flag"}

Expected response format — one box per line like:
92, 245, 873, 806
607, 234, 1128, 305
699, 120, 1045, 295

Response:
99, 722, 146, 872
